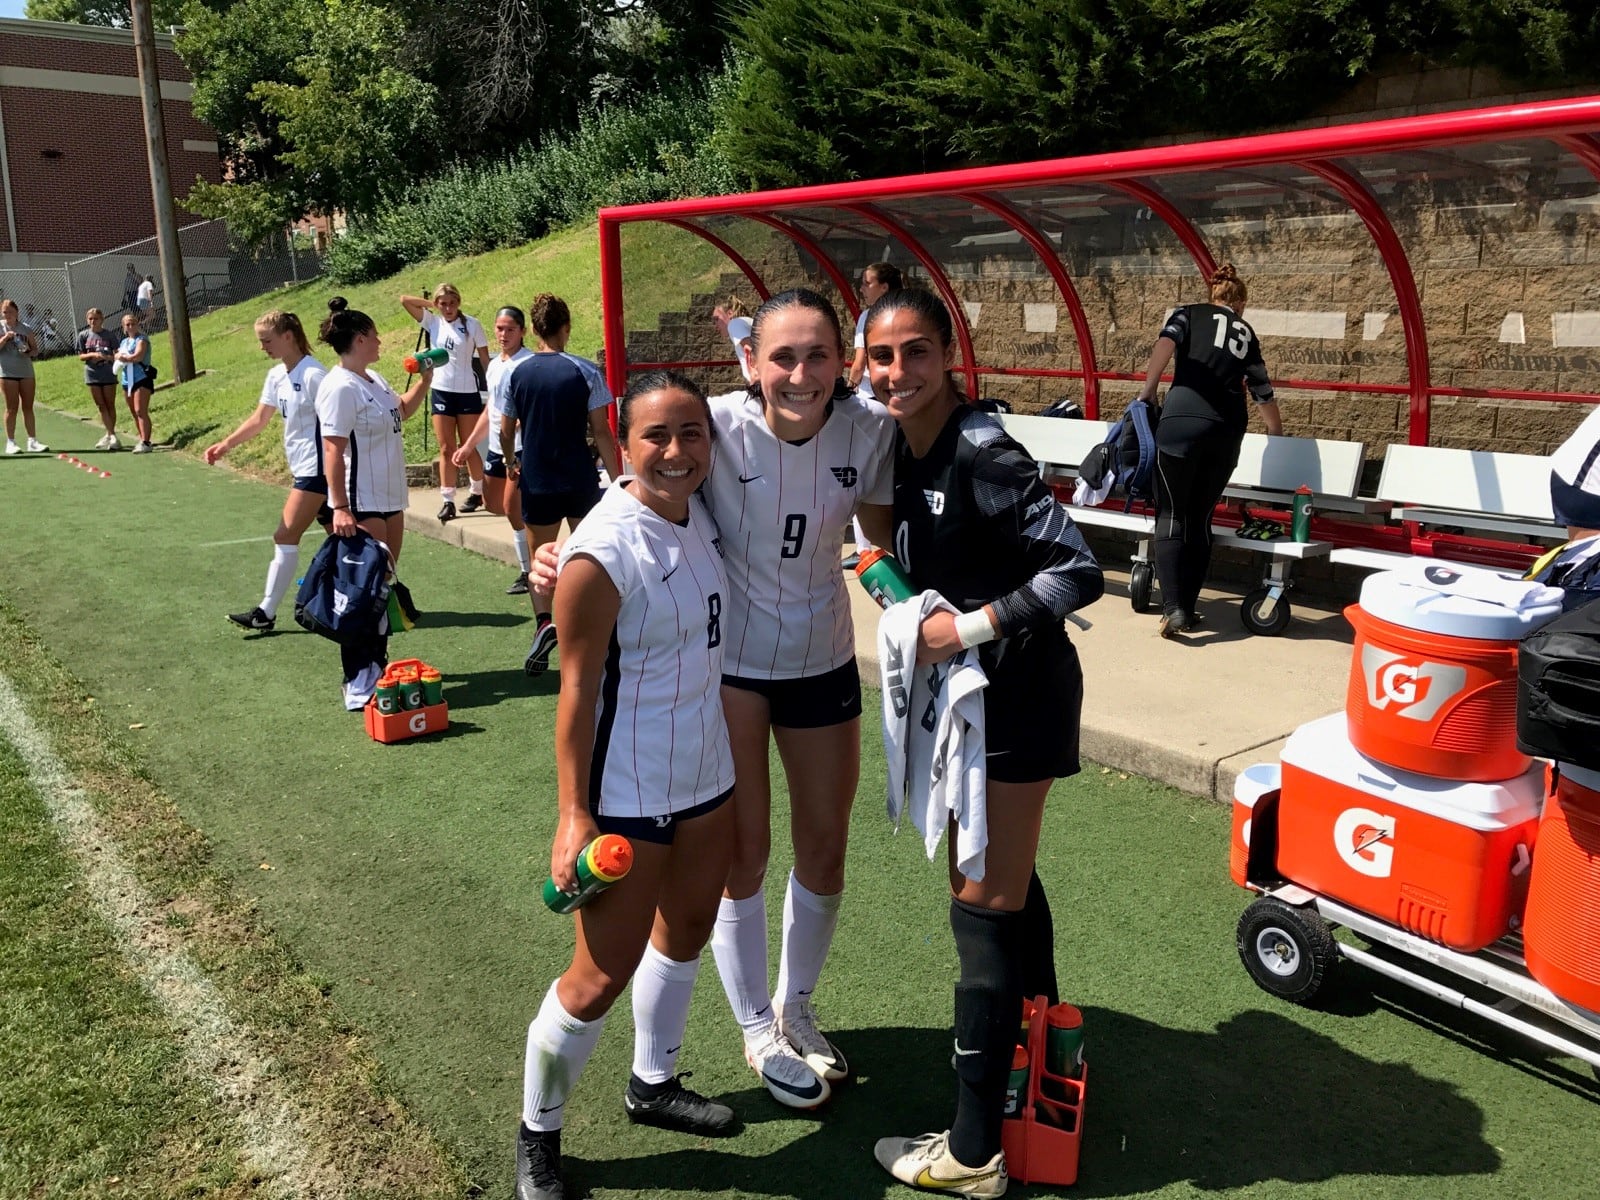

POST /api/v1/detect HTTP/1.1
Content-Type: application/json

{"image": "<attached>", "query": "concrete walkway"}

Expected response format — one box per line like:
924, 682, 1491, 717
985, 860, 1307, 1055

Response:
404, 487, 1355, 803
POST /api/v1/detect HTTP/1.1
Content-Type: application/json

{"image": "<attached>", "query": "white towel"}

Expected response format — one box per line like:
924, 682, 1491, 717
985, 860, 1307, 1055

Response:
877, 590, 991, 880
1073, 474, 1113, 508
1387, 559, 1563, 610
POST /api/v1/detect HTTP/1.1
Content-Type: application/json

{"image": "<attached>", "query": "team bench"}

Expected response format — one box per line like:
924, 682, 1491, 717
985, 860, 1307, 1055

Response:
999, 414, 1368, 636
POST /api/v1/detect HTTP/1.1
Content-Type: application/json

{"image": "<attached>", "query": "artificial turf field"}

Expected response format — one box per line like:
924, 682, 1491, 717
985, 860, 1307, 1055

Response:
2, 402, 1597, 1200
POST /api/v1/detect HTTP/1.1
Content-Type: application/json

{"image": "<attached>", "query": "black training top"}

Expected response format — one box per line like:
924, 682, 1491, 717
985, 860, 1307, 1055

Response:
892, 405, 1104, 637
1157, 303, 1274, 435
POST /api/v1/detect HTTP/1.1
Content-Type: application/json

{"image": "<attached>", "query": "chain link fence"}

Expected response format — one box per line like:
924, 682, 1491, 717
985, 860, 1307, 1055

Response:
0, 220, 323, 353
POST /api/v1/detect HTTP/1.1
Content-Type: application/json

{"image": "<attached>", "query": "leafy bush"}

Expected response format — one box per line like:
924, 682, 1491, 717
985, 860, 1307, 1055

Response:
326, 69, 738, 284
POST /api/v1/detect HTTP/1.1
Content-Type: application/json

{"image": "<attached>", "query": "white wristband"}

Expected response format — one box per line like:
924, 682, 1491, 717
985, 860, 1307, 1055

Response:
954, 608, 998, 650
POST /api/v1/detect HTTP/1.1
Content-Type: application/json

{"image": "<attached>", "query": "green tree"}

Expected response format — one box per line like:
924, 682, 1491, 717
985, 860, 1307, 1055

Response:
24, 0, 185, 26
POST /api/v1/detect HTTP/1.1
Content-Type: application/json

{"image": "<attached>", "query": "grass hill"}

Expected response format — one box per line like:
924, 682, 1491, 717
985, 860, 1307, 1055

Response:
30, 222, 728, 478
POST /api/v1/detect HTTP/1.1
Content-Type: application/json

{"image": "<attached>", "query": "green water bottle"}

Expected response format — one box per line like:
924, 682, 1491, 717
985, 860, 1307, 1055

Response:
1291, 485, 1313, 543
404, 346, 450, 373
542, 834, 635, 914
855, 547, 917, 609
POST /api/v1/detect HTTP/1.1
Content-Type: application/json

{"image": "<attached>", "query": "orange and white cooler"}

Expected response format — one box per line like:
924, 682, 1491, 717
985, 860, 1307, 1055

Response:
1231, 763, 1281, 888
1277, 713, 1543, 952
1344, 564, 1563, 781
1522, 762, 1600, 1013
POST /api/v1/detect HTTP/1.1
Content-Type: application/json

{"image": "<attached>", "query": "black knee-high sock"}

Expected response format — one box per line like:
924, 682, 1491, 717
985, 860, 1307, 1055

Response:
1019, 870, 1059, 1007
948, 898, 1024, 1168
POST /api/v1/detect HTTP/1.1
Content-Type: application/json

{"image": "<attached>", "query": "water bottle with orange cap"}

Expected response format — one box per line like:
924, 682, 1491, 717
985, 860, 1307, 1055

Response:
542, 834, 635, 914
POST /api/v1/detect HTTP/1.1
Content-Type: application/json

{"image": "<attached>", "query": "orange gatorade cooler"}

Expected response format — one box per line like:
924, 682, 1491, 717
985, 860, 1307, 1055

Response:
1231, 763, 1281, 887
1522, 762, 1600, 1012
1344, 563, 1563, 781
1278, 713, 1542, 952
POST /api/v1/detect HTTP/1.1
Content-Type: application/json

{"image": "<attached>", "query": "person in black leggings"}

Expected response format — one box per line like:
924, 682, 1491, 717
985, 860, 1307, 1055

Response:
1134, 263, 1281, 638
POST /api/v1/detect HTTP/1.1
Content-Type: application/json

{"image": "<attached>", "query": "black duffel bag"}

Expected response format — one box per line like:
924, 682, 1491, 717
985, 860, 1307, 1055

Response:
1518, 599, 1600, 769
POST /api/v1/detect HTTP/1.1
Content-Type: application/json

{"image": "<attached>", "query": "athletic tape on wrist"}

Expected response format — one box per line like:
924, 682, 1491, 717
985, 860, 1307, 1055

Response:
954, 608, 998, 650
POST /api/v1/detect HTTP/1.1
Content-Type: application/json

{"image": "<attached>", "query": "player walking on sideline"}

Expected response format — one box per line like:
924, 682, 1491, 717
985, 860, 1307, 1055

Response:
0, 298, 44, 454
114, 312, 156, 453
1134, 263, 1281, 637
864, 288, 1103, 1196
75, 309, 122, 450
455, 306, 536, 593
516, 372, 738, 1200
401, 283, 490, 522
503, 293, 622, 677
205, 311, 331, 633
706, 289, 895, 1109
316, 298, 432, 710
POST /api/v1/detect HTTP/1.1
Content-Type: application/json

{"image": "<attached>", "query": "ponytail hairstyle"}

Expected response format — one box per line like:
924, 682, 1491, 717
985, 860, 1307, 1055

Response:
1208, 262, 1248, 309
529, 293, 572, 340
747, 287, 851, 404
862, 286, 964, 399
432, 282, 462, 305
318, 297, 376, 356
255, 309, 312, 358
617, 369, 713, 446
496, 305, 527, 332
865, 261, 903, 291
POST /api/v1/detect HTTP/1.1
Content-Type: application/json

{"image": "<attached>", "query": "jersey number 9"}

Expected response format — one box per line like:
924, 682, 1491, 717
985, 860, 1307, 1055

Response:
780, 513, 807, 560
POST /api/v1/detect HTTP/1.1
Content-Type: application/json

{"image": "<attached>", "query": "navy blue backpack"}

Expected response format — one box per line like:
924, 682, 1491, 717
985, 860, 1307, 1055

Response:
1079, 397, 1159, 510
294, 530, 392, 644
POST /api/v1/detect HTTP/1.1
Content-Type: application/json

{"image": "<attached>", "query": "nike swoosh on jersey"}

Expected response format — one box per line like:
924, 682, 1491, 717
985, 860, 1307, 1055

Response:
662, 565, 679, 581
738, 473, 763, 483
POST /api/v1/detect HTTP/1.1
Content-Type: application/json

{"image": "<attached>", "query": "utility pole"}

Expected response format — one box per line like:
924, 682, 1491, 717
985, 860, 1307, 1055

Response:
129, 0, 195, 381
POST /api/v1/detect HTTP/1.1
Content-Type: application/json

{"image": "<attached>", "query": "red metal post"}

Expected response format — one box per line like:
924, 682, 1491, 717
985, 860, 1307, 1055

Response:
598, 215, 628, 401
1297, 159, 1432, 445
1105, 179, 1217, 279
960, 191, 1102, 417
741, 214, 863, 318
841, 203, 981, 398
663, 218, 772, 303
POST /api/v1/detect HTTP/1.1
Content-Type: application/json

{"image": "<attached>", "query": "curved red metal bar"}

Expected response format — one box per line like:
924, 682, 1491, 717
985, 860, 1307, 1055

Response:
840, 202, 981, 397
1555, 132, 1600, 182
663, 218, 772, 304
960, 191, 1102, 416
1104, 179, 1217, 279
1295, 159, 1432, 445
740, 213, 862, 319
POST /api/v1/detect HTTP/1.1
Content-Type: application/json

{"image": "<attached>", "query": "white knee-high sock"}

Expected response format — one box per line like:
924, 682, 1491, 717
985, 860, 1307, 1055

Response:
710, 891, 773, 1034
774, 872, 843, 1014
260, 543, 299, 619
469, 476, 484, 496
513, 527, 532, 573
630, 944, 700, 1084
522, 982, 607, 1132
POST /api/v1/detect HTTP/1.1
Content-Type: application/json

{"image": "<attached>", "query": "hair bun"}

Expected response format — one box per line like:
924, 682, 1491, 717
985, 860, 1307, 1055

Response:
1210, 262, 1239, 286
327, 296, 349, 313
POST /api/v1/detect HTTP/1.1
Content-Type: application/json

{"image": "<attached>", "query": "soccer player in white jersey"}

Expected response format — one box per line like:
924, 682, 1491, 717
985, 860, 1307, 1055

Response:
515, 371, 738, 1200
401, 282, 491, 522
205, 310, 330, 633
456, 305, 537, 593
705, 289, 896, 1108
315, 298, 433, 710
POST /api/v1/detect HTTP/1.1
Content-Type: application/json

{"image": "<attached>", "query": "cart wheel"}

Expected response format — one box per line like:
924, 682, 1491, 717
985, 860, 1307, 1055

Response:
1236, 896, 1337, 1004
1130, 561, 1154, 613
1240, 587, 1292, 637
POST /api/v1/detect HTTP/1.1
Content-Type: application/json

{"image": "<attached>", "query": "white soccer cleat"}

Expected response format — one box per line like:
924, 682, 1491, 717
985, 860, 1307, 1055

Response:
873, 1130, 1007, 1197
744, 1022, 829, 1109
779, 999, 849, 1082
26, 438, 47, 453
3, 440, 17, 456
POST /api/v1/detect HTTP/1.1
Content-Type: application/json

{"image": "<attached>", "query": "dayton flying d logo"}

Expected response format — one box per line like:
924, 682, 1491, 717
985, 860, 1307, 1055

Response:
1360, 645, 1467, 722
1333, 807, 1396, 878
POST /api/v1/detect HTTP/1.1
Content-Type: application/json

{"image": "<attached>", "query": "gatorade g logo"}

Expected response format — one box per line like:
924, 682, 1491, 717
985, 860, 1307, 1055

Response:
1360, 645, 1467, 721
1423, 565, 1461, 587
1333, 807, 1396, 878
407, 711, 428, 734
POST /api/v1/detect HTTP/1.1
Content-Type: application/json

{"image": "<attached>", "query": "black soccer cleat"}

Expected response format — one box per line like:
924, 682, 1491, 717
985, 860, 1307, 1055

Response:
507, 572, 531, 596
515, 1123, 563, 1200
524, 619, 558, 676
461, 492, 484, 514
437, 499, 457, 523
227, 607, 274, 632
623, 1074, 739, 1137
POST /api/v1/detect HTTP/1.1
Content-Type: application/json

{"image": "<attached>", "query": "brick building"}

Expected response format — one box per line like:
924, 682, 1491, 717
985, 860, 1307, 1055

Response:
0, 16, 224, 318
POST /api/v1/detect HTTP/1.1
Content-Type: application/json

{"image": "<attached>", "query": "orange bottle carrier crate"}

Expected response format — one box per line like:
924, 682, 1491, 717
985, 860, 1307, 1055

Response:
1001, 996, 1086, 1187
365, 658, 448, 743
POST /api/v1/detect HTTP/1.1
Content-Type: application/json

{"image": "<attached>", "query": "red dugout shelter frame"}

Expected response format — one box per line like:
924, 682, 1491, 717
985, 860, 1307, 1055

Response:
598, 95, 1600, 446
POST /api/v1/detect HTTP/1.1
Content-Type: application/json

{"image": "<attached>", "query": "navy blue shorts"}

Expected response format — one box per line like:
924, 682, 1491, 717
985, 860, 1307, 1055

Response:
723, 659, 862, 729
521, 486, 600, 529
483, 450, 508, 479
593, 786, 733, 846
353, 508, 403, 522
430, 388, 484, 417
292, 474, 328, 493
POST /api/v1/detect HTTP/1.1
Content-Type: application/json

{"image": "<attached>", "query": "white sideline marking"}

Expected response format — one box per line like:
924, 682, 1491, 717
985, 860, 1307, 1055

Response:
196, 535, 275, 547
0, 675, 338, 1199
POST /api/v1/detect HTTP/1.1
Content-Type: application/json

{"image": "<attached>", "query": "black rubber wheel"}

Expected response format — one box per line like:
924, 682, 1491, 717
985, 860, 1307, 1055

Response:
1241, 586, 1292, 636
1130, 561, 1154, 613
1236, 897, 1338, 1005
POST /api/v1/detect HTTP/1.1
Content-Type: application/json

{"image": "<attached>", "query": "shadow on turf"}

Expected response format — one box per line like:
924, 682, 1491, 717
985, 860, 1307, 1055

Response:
420, 609, 530, 629
567, 1012, 1495, 1198
446, 667, 558, 710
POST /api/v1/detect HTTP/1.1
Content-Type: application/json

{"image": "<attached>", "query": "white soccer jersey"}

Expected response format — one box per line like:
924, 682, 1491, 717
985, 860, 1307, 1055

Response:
558, 484, 734, 818
258, 355, 328, 478
481, 346, 534, 456
317, 366, 407, 513
705, 389, 894, 679
419, 310, 487, 394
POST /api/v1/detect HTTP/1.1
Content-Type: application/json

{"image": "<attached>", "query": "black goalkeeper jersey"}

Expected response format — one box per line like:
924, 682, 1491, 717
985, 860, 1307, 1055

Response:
892, 405, 1103, 637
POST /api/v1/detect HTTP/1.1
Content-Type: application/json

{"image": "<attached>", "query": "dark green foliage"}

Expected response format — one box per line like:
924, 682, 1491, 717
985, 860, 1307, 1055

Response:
719, 0, 1600, 188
